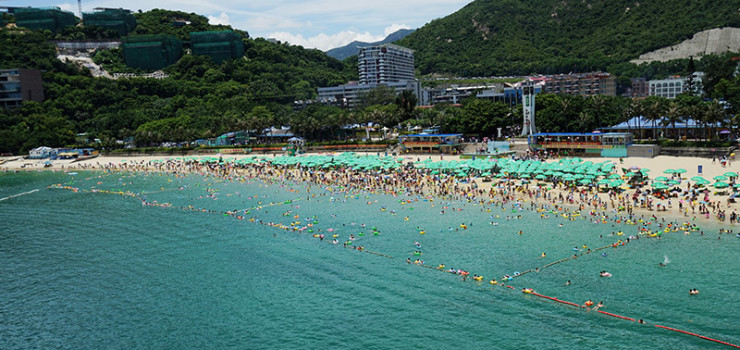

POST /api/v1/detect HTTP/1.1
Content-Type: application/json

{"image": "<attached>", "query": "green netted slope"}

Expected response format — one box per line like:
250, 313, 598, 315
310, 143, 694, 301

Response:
190, 31, 244, 63
122, 34, 183, 71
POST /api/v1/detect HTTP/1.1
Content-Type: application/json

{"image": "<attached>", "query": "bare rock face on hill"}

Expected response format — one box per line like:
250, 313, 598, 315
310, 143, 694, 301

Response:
632, 28, 740, 64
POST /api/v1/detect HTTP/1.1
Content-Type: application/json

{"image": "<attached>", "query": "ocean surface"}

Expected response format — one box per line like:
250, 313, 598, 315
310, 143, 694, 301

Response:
1, 170, 739, 349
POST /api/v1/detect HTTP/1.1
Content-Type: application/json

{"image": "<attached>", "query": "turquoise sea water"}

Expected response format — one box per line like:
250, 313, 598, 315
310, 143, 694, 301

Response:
1, 170, 739, 349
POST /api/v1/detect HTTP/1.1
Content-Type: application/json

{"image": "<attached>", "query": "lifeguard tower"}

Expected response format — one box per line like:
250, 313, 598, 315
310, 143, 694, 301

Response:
286, 137, 304, 156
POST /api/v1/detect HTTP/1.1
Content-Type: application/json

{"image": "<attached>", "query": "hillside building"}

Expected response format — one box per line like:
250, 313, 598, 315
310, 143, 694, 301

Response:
629, 77, 649, 98
122, 35, 183, 71
421, 84, 543, 106
14, 7, 76, 33
0, 68, 44, 109
358, 44, 415, 85
82, 8, 136, 35
190, 31, 244, 63
317, 80, 421, 109
542, 72, 616, 97
648, 72, 704, 98
317, 43, 419, 109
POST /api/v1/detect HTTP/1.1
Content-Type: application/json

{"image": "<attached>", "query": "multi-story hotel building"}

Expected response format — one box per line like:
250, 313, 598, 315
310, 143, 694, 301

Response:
358, 44, 415, 85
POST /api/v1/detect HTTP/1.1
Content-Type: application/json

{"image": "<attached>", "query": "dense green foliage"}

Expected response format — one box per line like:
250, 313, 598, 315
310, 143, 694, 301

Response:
399, 0, 740, 76
0, 9, 356, 154
131, 9, 238, 40
1, 6, 739, 155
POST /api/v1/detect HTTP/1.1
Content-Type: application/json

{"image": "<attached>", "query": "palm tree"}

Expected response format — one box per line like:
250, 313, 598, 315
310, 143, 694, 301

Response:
589, 95, 606, 129
578, 111, 594, 132
628, 98, 644, 140
395, 89, 418, 122
663, 101, 683, 141
704, 100, 726, 141
642, 97, 667, 140
689, 103, 707, 141
559, 95, 575, 132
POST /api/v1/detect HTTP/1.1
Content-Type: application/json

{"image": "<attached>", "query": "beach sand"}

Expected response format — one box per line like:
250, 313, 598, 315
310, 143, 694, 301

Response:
2, 153, 738, 226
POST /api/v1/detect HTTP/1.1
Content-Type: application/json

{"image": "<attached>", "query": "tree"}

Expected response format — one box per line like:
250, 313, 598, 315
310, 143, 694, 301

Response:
356, 85, 396, 109
245, 106, 275, 135
361, 104, 401, 129
641, 96, 667, 140
663, 101, 683, 141
395, 90, 418, 122
684, 57, 697, 96
703, 100, 727, 141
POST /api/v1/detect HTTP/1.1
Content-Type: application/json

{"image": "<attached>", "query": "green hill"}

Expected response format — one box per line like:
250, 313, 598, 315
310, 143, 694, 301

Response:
0, 9, 356, 154
398, 0, 740, 76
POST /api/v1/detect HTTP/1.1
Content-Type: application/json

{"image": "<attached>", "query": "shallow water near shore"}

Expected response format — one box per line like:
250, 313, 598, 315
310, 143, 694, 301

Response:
1, 170, 739, 349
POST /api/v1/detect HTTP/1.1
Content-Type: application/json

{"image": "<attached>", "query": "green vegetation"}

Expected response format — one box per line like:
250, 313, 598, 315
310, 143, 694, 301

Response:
399, 0, 740, 76
0, 9, 356, 154
131, 9, 237, 40
1, 6, 739, 156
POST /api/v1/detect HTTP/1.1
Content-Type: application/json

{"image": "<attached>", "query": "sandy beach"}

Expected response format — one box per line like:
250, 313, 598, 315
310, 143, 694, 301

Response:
3, 152, 739, 227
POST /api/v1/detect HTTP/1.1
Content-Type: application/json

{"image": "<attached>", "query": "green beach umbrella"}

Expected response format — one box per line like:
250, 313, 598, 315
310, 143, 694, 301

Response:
714, 181, 730, 188
674, 168, 687, 174
579, 179, 592, 185
608, 174, 622, 179
654, 176, 669, 182
724, 172, 738, 178
713, 175, 728, 181
694, 178, 710, 185
609, 179, 625, 187
691, 176, 706, 181
651, 182, 668, 189
667, 180, 681, 186
663, 169, 676, 174
535, 174, 547, 180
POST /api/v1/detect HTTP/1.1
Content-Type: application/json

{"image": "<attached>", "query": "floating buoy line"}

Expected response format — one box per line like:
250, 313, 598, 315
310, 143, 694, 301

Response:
47, 173, 740, 349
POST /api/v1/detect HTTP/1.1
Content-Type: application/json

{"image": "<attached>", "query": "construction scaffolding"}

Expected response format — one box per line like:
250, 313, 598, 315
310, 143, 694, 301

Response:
14, 7, 76, 33
122, 35, 183, 71
190, 31, 244, 64
82, 9, 136, 35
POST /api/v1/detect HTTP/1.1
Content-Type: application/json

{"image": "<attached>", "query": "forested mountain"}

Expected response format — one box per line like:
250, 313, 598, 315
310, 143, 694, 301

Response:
326, 29, 415, 60
398, 0, 740, 76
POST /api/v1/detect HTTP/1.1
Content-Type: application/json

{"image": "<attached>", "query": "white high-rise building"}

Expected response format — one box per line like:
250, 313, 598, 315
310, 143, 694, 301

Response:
358, 44, 415, 85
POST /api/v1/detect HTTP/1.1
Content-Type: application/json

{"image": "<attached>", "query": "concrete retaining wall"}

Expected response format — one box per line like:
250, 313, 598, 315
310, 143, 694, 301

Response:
627, 144, 661, 158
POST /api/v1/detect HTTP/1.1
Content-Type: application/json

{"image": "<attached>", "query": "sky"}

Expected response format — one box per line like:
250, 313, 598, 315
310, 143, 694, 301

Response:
4, 0, 474, 51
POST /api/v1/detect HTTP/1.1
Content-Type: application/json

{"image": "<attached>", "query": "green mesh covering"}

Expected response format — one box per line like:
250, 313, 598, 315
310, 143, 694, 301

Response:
122, 35, 183, 71
83, 9, 137, 35
190, 31, 244, 64
14, 7, 76, 33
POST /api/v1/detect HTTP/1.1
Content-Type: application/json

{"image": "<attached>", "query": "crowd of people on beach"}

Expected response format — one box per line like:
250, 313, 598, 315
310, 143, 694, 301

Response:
20, 153, 740, 232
